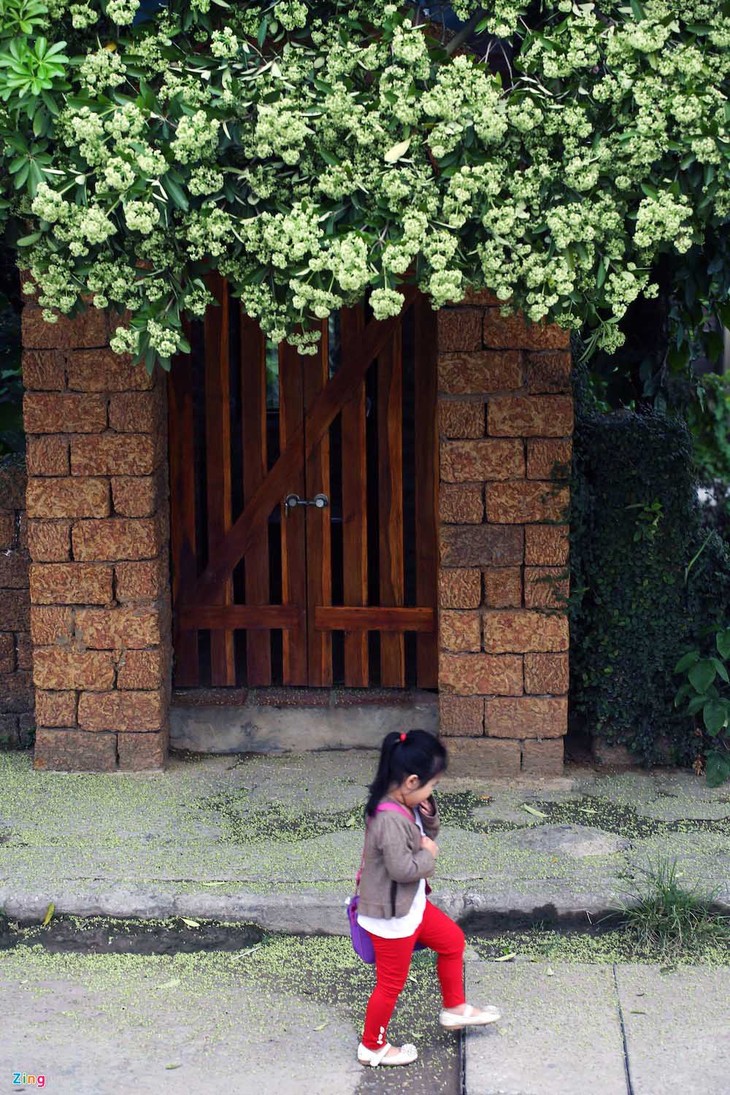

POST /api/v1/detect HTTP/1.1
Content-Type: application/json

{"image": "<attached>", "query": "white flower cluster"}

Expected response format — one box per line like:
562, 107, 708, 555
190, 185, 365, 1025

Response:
106, 0, 141, 26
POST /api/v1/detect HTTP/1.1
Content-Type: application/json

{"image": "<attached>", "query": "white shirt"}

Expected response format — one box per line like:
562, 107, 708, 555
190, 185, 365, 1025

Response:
357, 807, 427, 938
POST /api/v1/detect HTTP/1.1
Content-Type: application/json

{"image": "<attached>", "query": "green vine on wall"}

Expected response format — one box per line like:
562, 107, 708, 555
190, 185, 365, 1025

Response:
0, 1, 729, 373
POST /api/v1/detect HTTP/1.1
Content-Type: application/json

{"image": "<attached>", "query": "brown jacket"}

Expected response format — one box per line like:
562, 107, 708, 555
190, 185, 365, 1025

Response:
357, 795, 440, 919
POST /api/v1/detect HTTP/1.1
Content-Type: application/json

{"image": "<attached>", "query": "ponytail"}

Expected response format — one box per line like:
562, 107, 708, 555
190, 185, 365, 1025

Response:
365, 728, 447, 818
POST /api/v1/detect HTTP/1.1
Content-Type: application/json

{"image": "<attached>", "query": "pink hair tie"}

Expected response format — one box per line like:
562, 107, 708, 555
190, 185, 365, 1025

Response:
399, 732, 407, 742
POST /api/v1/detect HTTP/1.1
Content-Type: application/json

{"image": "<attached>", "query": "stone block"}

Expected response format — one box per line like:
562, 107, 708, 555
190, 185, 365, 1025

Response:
108, 389, 163, 433
439, 483, 483, 524
22, 306, 111, 351
525, 524, 570, 566
439, 694, 484, 736
16, 634, 33, 671
440, 610, 481, 652
441, 439, 524, 482
111, 476, 159, 517
0, 551, 29, 589
0, 588, 30, 630
525, 351, 572, 393
30, 605, 74, 646
437, 308, 483, 352
0, 514, 15, 548
33, 728, 118, 771
485, 696, 568, 738
524, 566, 570, 609
438, 400, 484, 438
521, 737, 565, 776
30, 562, 113, 605
488, 395, 573, 438
75, 606, 162, 649
114, 558, 167, 602
66, 348, 153, 391
117, 648, 169, 690
438, 568, 482, 609
440, 653, 523, 695
440, 524, 523, 567
439, 352, 522, 395
524, 652, 569, 694
23, 392, 107, 434
483, 310, 569, 351
72, 517, 163, 561
0, 670, 33, 712
70, 433, 160, 476
77, 688, 166, 731
35, 689, 77, 727
0, 633, 15, 673
0, 462, 26, 510
26, 478, 110, 519
483, 610, 569, 653
21, 349, 66, 391
483, 567, 522, 608
33, 648, 115, 690
446, 737, 521, 778
486, 481, 569, 524
27, 520, 71, 562
526, 439, 572, 480
25, 436, 70, 476
117, 728, 168, 770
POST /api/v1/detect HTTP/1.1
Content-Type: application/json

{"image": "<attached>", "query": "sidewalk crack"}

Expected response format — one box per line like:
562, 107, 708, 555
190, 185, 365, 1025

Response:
612, 964, 635, 1095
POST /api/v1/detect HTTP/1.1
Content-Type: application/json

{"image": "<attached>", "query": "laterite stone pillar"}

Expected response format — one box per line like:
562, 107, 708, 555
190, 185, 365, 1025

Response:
436, 291, 572, 777
21, 276, 172, 771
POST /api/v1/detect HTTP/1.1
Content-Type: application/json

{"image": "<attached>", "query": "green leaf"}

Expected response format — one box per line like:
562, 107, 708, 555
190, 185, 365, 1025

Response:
703, 699, 729, 735
673, 650, 700, 674
705, 751, 730, 788
384, 138, 412, 164
710, 657, 729, 684
160, 174, 189, 212
716, 629, 730, 660
688, 660, 716, 693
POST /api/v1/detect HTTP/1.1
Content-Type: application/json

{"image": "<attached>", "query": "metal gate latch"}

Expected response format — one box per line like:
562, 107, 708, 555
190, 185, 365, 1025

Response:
283, 492, 330, 514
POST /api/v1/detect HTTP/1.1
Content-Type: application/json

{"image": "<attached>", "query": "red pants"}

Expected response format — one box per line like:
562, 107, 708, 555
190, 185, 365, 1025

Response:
361, 899, 466, 1050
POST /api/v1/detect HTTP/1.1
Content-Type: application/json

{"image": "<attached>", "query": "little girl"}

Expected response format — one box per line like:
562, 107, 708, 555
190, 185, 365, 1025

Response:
356, 728, 500, 1068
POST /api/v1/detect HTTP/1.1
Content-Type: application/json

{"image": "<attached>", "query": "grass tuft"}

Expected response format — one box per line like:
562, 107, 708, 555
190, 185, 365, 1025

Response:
618, 858, 730, 958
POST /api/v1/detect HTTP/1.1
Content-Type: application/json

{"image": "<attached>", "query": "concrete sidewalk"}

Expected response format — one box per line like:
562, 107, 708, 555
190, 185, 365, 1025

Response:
1, 748, 729, 929
465, 958, 730, 1095
1, 937, 727, 1095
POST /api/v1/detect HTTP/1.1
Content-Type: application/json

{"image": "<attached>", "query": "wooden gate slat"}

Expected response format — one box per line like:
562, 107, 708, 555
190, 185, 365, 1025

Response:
414, 294, 440, 688
339, 305, 369, 686
304, 322, 332, 687
204, 273, 236, 685
279, 341, 308, 685
168, 317, 199, 686
241, 314, 272, 685
378, 325, 406, 687
184, 289, 417, 607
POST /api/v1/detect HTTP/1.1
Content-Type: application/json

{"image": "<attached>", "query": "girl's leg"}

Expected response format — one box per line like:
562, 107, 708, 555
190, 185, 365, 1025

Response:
361, 933, 416, 1051
414, 900, 466, 1009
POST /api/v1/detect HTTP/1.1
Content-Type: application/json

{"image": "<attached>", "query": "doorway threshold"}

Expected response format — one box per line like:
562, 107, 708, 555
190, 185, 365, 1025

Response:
170, 688, 438, 753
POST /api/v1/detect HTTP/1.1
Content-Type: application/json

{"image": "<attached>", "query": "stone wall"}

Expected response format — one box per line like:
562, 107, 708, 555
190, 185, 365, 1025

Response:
436, 291, 572, 777
21, 284, 173, 771
0, 457, 34, 749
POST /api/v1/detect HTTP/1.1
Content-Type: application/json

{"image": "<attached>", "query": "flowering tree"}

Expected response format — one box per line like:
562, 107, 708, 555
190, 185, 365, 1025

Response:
0, 0, 728, 373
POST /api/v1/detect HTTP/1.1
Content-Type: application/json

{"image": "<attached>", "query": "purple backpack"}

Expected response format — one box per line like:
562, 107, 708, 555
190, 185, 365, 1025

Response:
347, 801, 428, 963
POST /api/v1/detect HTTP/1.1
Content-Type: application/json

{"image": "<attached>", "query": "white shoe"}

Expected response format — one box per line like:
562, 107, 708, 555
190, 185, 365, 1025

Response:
357, 1041, 418, 1067
439, 1003, 501, 1029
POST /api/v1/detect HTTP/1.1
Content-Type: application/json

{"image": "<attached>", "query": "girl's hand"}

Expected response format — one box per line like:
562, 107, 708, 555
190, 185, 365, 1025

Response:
418, 797, 435, 817
421, 835, 439, 858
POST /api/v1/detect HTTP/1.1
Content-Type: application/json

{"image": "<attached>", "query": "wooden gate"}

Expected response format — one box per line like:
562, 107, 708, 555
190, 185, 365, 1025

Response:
168, 274, 438, 690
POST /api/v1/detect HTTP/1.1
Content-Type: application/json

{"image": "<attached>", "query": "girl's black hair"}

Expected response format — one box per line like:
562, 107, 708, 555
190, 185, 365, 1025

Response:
365, 729, 448, 818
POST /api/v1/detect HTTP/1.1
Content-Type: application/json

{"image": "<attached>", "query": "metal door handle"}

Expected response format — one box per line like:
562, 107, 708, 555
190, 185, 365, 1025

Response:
284, 492, 330, 514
